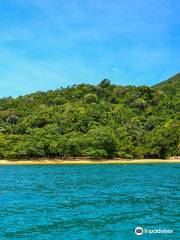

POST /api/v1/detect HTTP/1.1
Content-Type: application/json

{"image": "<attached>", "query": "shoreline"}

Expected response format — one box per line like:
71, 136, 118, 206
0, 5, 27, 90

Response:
0, 159, 180, 165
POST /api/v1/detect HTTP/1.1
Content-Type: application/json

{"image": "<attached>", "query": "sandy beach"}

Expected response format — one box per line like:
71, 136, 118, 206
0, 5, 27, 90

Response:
0, 158, 179, 165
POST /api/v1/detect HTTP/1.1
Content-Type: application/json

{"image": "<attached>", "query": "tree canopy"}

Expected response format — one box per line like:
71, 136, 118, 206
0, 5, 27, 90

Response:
0, 75, 179, 159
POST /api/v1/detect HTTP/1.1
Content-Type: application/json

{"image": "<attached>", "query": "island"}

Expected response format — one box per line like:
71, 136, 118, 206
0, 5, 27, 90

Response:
0, 73, 179, 162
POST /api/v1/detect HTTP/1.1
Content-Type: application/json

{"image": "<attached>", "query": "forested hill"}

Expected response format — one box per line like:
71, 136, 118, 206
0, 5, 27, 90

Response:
0, 74, 179, 159
153, 73, 180, 98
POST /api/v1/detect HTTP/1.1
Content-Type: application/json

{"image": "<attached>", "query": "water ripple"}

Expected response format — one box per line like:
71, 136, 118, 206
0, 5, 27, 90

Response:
0, 164, 179, 239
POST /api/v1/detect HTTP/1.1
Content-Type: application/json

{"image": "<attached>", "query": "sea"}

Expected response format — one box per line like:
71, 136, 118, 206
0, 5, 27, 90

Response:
0, 164, 179, 240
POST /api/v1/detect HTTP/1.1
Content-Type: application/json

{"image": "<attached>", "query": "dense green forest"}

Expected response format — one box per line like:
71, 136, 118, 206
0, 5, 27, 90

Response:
0, 74, 179, 159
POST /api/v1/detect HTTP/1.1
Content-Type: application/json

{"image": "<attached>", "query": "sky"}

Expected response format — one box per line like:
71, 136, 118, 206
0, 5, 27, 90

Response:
0, 0, 179, 97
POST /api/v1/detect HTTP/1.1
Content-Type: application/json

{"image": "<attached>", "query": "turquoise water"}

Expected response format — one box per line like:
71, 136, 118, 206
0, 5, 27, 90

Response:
0, 164, 179, 240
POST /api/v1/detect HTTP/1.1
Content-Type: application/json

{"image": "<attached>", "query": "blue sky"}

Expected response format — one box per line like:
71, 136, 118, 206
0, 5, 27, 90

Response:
0, 0, 179, 97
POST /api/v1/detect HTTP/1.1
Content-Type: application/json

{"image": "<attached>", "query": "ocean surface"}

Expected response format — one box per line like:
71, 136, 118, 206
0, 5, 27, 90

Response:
0, 164, 179, 240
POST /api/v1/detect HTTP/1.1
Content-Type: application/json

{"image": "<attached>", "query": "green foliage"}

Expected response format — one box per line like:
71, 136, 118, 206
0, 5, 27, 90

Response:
0, 74, 179, 159
98, 79, 111, 88
84, 94, 98, 103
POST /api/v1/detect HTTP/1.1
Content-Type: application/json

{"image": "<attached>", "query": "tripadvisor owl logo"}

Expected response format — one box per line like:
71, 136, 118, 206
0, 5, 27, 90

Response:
135, 226, 173, 235
135, 227, 143, 235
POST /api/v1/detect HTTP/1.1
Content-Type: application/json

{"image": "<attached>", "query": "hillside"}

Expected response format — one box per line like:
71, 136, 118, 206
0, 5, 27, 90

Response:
0, 76, 179, 160
153, 73, 180, 97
